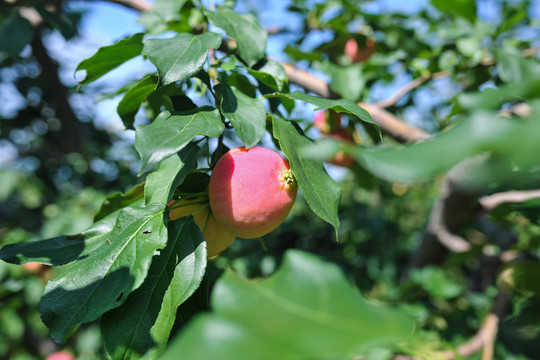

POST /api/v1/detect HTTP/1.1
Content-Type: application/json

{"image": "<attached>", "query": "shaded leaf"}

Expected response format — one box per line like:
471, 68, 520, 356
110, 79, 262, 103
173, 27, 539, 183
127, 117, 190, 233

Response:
135, 108, 224, 174
102, 217, 206, 360
39, 203, 167, 343
207, 9, 267, 67
215, 84, 266, 148
117, 75, 158, 129
272, 116, 341, 237
162, 250, 414, 360
0, 13, 34, 58
144, 143, 199, 205
76, 33, 144, 87
94, 183, 145, 222
247, 60, 288, 91
142, 32, 222, 86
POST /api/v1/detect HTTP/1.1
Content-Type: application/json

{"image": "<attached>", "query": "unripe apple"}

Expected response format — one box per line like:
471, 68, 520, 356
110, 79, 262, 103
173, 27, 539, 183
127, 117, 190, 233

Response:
345, 37, 376, 63
46, 351, 75, 360
208, 146, 297, 239
169, 198, 236, 257
327, 131, 356, 168
313, 110, 341, 134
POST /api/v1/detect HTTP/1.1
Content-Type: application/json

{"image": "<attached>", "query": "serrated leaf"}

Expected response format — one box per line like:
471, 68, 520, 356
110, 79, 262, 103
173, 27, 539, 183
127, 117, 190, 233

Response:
39, 203, 167, 343
76, 33, 144, 87
162, 250, 414, 360
142, 32, 222, 86
0, 13, 34, 58
266, 91, 381, 141
247, 60, 288, 91
215, 84, 266, 148
207, 9, 267, 67
144, 143, 199, 205
94, 183, 145, 222
0, 209, 123, 266
272, 116, 341, 237
118, 75, 158, 129
136, 107, 224, 175
431, 0, 476, 23
102, 217, 206, 360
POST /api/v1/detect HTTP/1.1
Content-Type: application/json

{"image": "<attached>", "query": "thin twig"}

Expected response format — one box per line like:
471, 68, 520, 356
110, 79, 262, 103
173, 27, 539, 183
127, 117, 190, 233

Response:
479, 189, 540, 211
375, 71, 449, 108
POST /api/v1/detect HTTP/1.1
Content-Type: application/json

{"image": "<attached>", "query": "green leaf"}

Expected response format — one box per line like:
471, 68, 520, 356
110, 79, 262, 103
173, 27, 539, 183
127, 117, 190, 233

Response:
247, 60, 288, 91
496, 50, 540, 84
0, 13, 34, 58
94, 183, 145, 222
207, 9, 267, 67
135, 107, 224, 174
117, 75, 158, 129
162, 250, 414, 360
144, 143, 199, 205
39, 203, 167, 343
142, 32, 222, 86
410, 266, 462, 299
153, 0, 188, 22
76, 33, 144, 87
431, 0, 476, 23
0, 209, 123, 266
102, 217, 206, 360
319, 62, 365, 102
266, 90, 381, 141
215, 84, 266, 148
272, 117, 341, 237
458, 82, 540, 110
353, 113, 540, 184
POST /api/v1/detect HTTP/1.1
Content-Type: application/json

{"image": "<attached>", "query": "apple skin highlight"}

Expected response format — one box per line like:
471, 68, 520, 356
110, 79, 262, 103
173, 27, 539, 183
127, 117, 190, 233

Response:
209, 147, 297, 239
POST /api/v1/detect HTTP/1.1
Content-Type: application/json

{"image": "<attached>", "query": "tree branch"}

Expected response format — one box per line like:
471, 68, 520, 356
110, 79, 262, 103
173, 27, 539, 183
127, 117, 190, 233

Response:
95, 0, 152, 12
480, 189, 540, 211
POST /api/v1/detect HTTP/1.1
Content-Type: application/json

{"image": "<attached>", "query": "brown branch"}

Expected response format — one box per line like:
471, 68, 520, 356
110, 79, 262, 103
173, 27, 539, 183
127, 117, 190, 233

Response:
97, 0, 152, 12
480, 189, 540, 211
375, 71, 449, 109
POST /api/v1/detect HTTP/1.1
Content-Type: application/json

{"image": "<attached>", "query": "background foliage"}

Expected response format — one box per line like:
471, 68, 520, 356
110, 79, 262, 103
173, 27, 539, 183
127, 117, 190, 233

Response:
1, 0, 540, 359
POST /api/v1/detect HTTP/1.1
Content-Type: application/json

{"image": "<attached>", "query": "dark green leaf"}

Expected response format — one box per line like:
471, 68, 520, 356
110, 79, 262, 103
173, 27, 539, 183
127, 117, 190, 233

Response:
39, 203, 167, 343
215, 84, 266, 148
431, 0, 476, 23
35, 4, 78, 39
135, 108, 224, 174
94, 183, 145, 222
162, 250, 414, 360
272, 117, 341, 237
102, 217, 206, 360
247, 60, 288, 91
76, 33, 144, 87
0, 209, 122, 266
117, 75, 158, 129
207, 9, 267, 67
144, 143, 199, 205
142, 32, 222, 86
266, 90, 381, 141
0, 14, 34, 58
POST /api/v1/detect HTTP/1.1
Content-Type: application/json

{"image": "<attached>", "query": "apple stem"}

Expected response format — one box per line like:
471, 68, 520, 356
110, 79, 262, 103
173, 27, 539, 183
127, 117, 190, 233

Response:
258, 237, 268, 252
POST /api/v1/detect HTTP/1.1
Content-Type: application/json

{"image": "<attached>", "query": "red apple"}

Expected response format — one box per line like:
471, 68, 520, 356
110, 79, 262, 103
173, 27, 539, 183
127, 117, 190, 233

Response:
22, 262, 45, 274
345, 38, 376, 63
208, 147, 297, 239
313, 110, 341, 134
46, 351, 75, 360
327, 131, 356, 168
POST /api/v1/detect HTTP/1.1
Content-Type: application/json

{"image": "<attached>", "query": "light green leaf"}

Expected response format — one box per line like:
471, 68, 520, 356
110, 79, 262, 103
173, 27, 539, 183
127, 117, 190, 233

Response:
162, 250, 414, 360
215, 84, 266, 148
207, 9, 267, 67
102, 217, 206, 360
153, 0, 188, 22
319, 62, 365, 102
266, 90, 381, 141
76, 33, 144, 87
117, 75, 158, 129
431, 0, 476, 23
496, 50, 540, 84
39, 203, 167, 343
135, 108, 224, 174
272, 116, 341, 237
142, 32, 222, 86
410, 266, 462, 299
247, 60, 288, 91
144, 143, 199, 205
